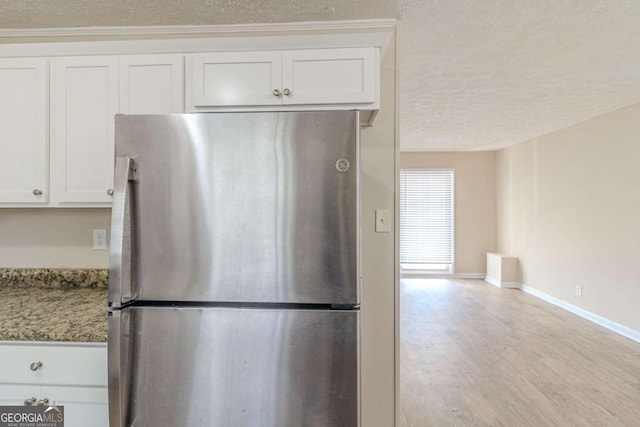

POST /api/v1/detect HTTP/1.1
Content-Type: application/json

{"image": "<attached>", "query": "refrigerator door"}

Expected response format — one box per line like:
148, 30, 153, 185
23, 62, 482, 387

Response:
112, 306, 359, 427
112, 111, 359, 306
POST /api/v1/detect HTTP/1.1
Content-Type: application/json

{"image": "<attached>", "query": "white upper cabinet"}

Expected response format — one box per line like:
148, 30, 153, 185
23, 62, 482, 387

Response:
120, 54, 184, 114
188, 51, 282, 107
281, 48, 377, 105
0, 38, 384, 208
51, 56, 119, 205
187, 47, 378, 111
49, 54, 183, 207
0, 58, 49, 205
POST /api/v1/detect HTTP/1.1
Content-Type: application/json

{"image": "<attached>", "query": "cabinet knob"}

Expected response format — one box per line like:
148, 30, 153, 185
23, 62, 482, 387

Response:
107, 189, 114, 196
32, 189, 43, 196
30, 361, 43, 371
37, 398, 50, 406
273, 89, 281, 97
283, 88, 291, 96
24, 397, 36, 406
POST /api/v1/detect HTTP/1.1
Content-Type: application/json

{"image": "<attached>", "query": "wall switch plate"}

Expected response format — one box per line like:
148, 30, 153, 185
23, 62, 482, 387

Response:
575, 286, 582, 297
93, 229, 107, 250
375, 209, 391, 233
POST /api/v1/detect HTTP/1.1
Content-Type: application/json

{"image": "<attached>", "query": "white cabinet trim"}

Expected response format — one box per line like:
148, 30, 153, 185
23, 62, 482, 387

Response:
0, 19, 396, 39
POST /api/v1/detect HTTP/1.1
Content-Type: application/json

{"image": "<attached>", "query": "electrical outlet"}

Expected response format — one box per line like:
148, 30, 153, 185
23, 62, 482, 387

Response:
575, 286, 582, 297
93, 229, 107, 250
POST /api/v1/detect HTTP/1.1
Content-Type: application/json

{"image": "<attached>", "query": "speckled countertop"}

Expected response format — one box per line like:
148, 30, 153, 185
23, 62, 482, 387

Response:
0, 269, 108, 343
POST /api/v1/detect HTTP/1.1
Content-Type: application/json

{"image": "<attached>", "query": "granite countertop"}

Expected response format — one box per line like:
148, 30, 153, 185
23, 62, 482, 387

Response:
0, 269, 108, 343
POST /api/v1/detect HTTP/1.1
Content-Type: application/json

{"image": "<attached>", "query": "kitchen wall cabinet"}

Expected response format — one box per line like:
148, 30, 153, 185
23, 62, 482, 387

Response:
187, 47, 378, 111
281, 48, 377, 105
51, 57, 119, 205
0, 58, 49, 205
0, 54, 184, 208
188, 51, 282, 107
50, 54, 184, 207
0, 342, 108, 426
119, 54, 184, 114
1, 45, 380, 208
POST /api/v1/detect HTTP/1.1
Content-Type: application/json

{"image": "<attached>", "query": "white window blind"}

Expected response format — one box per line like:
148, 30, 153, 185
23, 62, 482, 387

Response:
400, 169, 454, 266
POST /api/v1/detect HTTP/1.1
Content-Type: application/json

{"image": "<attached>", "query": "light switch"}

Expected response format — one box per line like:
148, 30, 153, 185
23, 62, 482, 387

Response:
375, 209, 391, 233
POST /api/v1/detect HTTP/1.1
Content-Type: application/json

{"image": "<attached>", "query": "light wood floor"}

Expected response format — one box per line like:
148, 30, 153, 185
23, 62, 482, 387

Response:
400, 278, 640, 427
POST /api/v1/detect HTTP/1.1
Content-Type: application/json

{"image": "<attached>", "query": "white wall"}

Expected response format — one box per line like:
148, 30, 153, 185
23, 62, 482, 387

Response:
400, 151, 497, 274
497, 103, 640, 332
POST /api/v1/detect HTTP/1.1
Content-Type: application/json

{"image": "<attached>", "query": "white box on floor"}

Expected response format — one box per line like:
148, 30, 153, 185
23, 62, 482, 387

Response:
485, 253, 520, 288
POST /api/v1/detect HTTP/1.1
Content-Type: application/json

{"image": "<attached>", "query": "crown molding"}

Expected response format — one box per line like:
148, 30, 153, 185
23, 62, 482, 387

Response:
0, 19, 396, 39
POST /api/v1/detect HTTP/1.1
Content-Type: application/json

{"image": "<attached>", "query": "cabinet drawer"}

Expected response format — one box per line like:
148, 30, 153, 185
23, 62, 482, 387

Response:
0, 385, 108, 427
0, 343, 107, 387
40, 385, 108, 427
0, 384, 41, 406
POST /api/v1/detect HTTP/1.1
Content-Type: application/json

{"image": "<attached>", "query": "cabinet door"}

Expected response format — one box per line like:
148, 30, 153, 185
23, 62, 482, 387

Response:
282, 48, 377, 105
120, 54, 184, 114
51, 56, 118, 205
40, 386, 108, 427
0, 384, 41, 406
187, 51, 282, 108
0, 58, 48, 204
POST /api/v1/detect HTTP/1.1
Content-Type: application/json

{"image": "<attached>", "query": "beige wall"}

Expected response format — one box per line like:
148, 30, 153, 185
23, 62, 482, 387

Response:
400, 152, 497, 274
360, 33, 397, 426
0, 208, 111, 268
497, 103, 640, 332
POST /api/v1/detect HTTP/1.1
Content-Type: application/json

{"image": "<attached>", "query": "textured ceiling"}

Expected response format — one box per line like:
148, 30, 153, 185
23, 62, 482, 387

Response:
397, 0, 640, 150
1, 1, 639, 151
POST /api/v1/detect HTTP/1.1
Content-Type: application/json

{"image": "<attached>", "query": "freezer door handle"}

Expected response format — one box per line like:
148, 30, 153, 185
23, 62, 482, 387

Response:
108, 310, 126, 427
109, 157, 136, 307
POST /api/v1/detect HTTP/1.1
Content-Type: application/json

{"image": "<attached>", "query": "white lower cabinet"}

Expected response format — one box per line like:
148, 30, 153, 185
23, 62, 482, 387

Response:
0, 342, 108, 426
40, 385, 108, 427
0, 384, 41, 406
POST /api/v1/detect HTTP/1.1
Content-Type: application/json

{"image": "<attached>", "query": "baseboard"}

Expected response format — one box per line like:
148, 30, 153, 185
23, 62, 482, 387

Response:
485, 276, 521, 289
520, 285, 640, 344
401, 272, 485, 279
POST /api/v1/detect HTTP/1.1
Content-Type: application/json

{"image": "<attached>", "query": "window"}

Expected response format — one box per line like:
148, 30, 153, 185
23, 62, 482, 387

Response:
400, 169, 454, 274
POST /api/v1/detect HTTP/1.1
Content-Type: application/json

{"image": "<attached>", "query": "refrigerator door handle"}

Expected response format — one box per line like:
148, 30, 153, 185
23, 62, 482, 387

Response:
109, 156, 136, 308
108, 310, 129, 427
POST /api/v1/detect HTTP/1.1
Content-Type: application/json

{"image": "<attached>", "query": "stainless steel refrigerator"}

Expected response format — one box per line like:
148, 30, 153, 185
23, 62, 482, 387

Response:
108, 111, 360, 426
